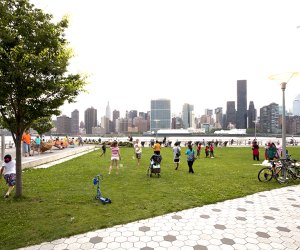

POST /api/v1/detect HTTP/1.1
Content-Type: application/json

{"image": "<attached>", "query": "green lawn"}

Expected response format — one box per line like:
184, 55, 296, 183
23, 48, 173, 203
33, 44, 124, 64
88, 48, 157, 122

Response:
1, 146, 300, 250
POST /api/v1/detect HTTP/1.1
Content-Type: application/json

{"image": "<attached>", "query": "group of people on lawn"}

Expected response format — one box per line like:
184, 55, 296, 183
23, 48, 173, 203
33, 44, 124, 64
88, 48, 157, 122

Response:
102, 139, 216, 175
251, 139, 283, 161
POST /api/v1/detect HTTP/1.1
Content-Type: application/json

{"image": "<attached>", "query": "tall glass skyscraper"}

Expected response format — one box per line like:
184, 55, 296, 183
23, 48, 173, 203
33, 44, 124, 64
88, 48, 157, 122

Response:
150, 99, 171, 132
182, 103, 194, 129
236, 80, 247, 129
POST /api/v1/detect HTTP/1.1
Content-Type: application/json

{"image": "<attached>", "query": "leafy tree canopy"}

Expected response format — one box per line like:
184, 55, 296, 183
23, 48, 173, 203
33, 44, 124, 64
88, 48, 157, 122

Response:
0, 0, 88, 197
0, 0, 87, 140
31, 116, 54, 135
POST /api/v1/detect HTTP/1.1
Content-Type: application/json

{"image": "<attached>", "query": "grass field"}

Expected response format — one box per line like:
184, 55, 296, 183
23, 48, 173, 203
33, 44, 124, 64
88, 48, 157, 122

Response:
1, 145, 300, 250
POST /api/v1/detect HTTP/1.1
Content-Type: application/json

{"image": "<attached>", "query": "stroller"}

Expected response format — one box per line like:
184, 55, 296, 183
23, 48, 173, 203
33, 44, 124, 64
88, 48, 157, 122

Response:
93, 174, 111, 204
147, 153, 162, 177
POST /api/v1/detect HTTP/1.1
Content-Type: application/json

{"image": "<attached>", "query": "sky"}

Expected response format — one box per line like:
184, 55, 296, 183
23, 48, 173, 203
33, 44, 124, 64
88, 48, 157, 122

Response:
30, 0, 300, 121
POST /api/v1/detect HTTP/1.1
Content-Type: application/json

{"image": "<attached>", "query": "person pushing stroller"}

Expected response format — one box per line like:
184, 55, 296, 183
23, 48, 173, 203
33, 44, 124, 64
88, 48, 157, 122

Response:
148, 152, 162, 177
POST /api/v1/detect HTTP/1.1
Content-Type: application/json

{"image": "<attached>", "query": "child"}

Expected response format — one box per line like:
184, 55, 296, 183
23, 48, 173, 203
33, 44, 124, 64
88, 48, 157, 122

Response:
109, 141, 121, 174
100, 142, 106, 157
196, 143, 201, 158
205, 145, 210, 158
134, 139, 142, 166
209, 143, 214, 158
1, 154, 16, 198
173, 142, 181, 170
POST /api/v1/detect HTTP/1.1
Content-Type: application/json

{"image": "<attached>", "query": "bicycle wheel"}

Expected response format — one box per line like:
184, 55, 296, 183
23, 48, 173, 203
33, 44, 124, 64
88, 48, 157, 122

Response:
258, 167, 273, 182
294, 166, 300, 178
275, 166, 291, 184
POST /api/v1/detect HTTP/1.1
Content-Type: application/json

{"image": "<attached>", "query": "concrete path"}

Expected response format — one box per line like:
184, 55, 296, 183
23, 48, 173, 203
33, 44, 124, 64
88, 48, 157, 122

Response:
18, 185, 300, 250
2, 145, 97, 169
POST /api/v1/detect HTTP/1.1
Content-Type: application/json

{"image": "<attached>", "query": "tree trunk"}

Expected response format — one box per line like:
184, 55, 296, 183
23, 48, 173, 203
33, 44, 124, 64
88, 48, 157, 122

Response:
15, 133, 23, 197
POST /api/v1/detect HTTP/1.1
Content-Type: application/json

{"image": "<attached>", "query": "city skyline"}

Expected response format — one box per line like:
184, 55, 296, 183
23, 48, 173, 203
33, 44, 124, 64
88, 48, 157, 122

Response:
30, 0, 300, 120
57, 89, 299, 124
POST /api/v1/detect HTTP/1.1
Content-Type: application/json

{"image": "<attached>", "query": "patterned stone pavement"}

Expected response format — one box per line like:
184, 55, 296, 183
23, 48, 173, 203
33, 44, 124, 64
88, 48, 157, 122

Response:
19, 185, 300, 250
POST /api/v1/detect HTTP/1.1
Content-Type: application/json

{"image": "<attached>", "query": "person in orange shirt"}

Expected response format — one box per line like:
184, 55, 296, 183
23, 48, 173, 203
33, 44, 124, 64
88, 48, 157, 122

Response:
152, 140, 161, 155
22, 130, 31, 157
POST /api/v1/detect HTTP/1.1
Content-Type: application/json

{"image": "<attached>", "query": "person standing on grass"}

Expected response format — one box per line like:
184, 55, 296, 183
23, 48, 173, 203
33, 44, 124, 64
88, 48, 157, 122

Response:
0, 154, 16, 198
185, 143, 195, 174
153, 140, 161, 155
209, 143, 214, 158
173, 142, 181, 170
109, 141, 121, 174
268, 142, 277, 161
100, 142, 106, 157
134, 139, 142, 166
196, 142, 202, 159
252, 140, 260, 161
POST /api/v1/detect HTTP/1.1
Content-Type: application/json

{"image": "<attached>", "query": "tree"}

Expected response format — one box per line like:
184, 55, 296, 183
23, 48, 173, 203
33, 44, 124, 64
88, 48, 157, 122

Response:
0, 0, 87, 197
31, 117, 54, 136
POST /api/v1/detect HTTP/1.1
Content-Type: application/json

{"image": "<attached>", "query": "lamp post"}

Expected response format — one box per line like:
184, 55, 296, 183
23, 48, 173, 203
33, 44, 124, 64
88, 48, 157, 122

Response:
269, 72, 298, 159
281, 82, 287, 158
253, 120, 257, 140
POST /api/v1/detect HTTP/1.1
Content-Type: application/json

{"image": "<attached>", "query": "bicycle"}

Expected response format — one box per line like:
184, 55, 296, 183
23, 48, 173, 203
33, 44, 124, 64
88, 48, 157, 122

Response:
276, 157, 300, 184
257, 160, 281, 182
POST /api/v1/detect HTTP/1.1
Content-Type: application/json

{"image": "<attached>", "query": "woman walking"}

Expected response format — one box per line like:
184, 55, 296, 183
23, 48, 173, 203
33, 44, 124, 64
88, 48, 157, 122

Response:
185, 143, 195, 174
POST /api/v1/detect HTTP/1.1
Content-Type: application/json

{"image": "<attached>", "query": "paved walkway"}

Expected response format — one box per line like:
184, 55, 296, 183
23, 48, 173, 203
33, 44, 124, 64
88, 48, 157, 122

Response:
2, 145, 96, 169
18, 184, 300, 250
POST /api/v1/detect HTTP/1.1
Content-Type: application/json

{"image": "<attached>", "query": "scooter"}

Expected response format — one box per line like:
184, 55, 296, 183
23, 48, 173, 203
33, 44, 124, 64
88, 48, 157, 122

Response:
93, 174, 111, 204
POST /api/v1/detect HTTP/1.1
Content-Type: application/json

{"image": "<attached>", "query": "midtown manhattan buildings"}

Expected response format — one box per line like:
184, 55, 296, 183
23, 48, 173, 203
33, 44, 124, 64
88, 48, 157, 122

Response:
236, 80, 247, 129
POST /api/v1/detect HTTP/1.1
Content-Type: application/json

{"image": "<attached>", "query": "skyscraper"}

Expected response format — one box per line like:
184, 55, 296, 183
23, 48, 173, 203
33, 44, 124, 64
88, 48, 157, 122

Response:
106, 101, 111, 121
214, 107, 223, 129
71, 109, 79, 135
236, 80, 247, 129
150, 99, 171, 131
259, 103, 279, 134
247, 101, 257, 129
112, 109, 120, 133
84, 107, 97, 134
226, 101, 236, 128
182, 103, 194, 129
56, 115, 71, 134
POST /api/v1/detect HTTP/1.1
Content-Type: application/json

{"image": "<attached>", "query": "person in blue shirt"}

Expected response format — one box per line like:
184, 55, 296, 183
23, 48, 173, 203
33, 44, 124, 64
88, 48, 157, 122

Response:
33, 135, 41, 155
185, 143, 195, 173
